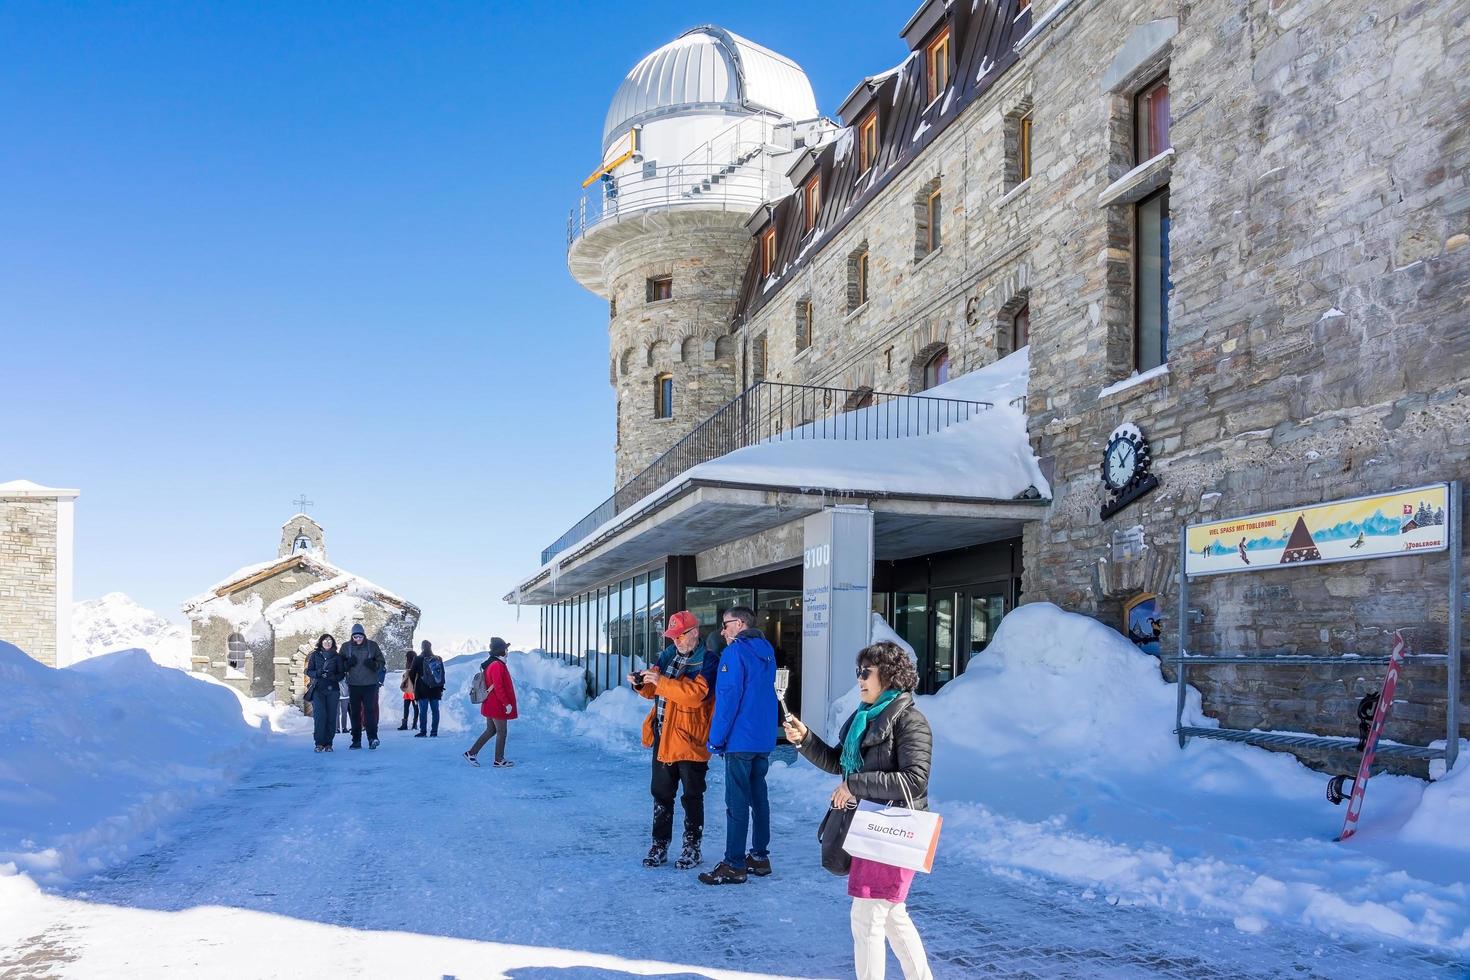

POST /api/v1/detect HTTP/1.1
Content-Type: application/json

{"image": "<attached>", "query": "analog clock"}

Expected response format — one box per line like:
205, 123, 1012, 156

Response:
1099, 422, 1159, 519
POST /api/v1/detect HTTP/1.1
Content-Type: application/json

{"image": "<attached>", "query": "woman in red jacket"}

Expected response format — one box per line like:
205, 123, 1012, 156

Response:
464, 637, 517, 768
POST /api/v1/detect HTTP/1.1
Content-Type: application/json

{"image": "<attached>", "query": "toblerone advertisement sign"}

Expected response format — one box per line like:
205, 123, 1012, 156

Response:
1184, 483, 1450, 577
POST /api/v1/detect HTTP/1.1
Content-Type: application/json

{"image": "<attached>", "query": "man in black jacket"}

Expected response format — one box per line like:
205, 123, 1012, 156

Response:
342, 623, 386, 749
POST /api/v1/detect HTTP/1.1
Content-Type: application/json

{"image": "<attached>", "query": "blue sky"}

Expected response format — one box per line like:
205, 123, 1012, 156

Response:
1, 1, 912, 646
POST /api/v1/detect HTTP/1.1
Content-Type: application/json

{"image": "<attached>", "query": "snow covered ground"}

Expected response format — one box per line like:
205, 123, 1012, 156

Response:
1, 613, 1467, 978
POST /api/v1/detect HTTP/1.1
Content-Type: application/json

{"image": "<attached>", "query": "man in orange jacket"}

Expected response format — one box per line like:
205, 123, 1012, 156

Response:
630, 610, 715, 870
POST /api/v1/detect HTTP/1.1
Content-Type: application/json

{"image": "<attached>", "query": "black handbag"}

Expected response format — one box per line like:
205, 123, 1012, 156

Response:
818, 804, 857, 876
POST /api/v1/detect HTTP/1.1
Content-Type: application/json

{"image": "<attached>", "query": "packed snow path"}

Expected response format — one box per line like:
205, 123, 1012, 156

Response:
5, 716, 1466, 979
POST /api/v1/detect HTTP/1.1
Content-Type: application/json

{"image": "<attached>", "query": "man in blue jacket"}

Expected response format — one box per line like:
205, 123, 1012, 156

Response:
699, 605, 778, 885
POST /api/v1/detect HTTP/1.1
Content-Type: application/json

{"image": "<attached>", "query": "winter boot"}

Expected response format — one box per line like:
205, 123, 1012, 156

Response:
674, 828, 702, 870
642, 842, 669, 868
697, 862, 747, 885
744, 852, 773, 877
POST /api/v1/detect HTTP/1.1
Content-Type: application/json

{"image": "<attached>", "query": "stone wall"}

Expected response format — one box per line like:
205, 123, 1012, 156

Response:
0, 498, 59, 664
597, 210, 751, 485
733, 0, 1469, 768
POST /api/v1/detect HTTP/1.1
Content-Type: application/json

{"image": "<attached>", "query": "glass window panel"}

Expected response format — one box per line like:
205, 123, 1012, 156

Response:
648, 569, 666, 660
684, 586, 755, 648
1136, 188, 1170, 371
933, 595, 955, 687
894, 592, 929, 688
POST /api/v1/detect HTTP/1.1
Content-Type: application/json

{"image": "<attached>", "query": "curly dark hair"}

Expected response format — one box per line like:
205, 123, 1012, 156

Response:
856, 640, 918, 693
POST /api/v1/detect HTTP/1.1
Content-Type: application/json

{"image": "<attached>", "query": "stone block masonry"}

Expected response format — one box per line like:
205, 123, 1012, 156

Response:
0, 498, 60, 664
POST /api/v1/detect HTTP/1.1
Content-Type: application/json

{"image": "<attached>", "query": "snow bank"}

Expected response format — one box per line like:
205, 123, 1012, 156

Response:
912, 603, 1470, 952
71, 592, 191, 670
1397, 763, 1470, 851
0, 640, 294, 884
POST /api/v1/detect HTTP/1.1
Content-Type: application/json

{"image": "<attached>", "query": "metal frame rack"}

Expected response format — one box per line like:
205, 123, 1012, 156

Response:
1173, 481, 1462, 772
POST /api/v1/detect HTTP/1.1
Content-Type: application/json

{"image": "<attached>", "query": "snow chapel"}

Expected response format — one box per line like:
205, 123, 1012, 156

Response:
183, 514, 420, 704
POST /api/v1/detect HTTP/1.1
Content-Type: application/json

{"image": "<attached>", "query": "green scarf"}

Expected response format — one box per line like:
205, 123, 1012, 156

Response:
841, 689, 899, 775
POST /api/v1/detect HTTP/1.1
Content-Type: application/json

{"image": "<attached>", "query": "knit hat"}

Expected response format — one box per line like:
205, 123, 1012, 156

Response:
489, 636, 508, 654
351, 624, 365, 637
663, 610, 699, 640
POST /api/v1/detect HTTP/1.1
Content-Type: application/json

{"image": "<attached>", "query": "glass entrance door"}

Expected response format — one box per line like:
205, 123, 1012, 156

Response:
924, 584, 1011, 692
960, 588, 1007, 674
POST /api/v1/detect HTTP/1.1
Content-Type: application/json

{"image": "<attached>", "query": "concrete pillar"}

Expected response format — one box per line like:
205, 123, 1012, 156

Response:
800, 505, 874, 738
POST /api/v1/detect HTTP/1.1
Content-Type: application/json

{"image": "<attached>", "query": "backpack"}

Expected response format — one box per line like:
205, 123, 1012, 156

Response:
425, 655, 445, 690
470, 667, 489, 704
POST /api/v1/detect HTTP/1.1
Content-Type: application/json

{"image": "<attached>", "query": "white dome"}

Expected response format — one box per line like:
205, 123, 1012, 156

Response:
602, 26, 818, 152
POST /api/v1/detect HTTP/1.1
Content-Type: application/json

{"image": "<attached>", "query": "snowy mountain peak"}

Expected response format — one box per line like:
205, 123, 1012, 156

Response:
72, 593, 192, 670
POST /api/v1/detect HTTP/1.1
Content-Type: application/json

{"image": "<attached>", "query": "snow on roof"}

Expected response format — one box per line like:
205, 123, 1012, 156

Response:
0, 479, 80, 498
515, 348, 1044, 587
184, 553, 416, 616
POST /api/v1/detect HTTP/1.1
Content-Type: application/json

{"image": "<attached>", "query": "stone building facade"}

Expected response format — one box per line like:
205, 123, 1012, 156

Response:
727, 0, 1467, 759
183, 514, 419, 704
0, 480, 79, 666
523, 0, 1466, 772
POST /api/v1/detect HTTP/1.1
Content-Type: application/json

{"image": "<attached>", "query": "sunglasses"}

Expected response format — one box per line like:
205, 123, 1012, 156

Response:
856, 666, 876, 680
721, 619, 740, 628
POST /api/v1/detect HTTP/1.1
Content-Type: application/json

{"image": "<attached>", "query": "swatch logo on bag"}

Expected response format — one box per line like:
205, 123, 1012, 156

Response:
866, 823, 916, 839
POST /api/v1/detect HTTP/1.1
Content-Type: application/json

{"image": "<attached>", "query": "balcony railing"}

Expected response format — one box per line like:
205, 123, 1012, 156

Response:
568, 158, 774, 246
540, 382, 993, 565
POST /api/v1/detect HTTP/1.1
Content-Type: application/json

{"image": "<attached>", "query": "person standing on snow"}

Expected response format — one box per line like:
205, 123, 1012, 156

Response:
398, 656, 418, 731
699, 605, 779, 885
464, 637, 517, 768
304, 633, 346, 752
412, 639, 445, 737
342, 623, 386, 750
630, 610, 714, 870
783, 641, 934, 980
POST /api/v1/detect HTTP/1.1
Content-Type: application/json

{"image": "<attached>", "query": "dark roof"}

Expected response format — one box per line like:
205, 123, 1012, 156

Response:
732, 0, 1032, 328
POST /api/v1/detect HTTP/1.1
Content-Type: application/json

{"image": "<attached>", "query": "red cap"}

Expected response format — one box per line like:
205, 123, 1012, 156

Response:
663, 610, 700, 640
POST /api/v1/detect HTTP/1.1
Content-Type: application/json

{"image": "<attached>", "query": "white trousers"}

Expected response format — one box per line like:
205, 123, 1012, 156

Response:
850, 897, 933, 980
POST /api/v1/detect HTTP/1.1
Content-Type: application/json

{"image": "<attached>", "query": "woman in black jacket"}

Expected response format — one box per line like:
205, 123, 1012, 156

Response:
304, 634, 346, 753
783, 641, 934, 980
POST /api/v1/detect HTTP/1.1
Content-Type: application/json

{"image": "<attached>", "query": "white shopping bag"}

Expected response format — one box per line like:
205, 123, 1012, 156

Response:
841, 777, 941, 873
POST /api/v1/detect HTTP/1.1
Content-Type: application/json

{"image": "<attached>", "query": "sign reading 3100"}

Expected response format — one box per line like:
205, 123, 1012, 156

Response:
1184, 483, 1450, 577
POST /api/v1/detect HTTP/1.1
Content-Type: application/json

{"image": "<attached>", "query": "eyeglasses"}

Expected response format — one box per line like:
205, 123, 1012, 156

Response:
721, 619, 739, 628
856, 666, 875, 680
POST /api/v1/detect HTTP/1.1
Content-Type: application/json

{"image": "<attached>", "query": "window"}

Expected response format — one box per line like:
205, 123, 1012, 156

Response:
226, 633, 248, 672
751, 333, 767, 384
925, 26, 951, 104
923, 348, 950, 390
1136, 187, 1170, 370
1018, 114, 1032, 182
654, 373, 673, 418
925, 186, 942, 253
1134, 75, 1170, 163
795, 298, 813, 352
1013, 302, 1030, 350
858, 111, 878, 174
761, 226, 777, 277
847, 245, 869, 312
646, 276, 672, 302
803, 176, 821, 233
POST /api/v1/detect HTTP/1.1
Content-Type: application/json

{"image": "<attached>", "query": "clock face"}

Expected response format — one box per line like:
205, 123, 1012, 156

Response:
1104, 436, 1139, 490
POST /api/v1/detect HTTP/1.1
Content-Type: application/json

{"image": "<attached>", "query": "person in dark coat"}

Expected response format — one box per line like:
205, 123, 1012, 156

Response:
412, 639, 444, 737
304, 633, 346, 752
342, 623, 386, 749
783, 640, 934, 980
699, 606, 778, 886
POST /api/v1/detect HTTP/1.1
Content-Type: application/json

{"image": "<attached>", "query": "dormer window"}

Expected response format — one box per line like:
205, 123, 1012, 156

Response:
803, 176, 821, 233
761, 226, 777, 277
859, 111, 878, 174
924, 26, 951, 104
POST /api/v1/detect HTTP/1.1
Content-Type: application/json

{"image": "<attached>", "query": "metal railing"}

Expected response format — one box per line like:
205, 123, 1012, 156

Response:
568, 158, 773, 246
541, 381, 993, 564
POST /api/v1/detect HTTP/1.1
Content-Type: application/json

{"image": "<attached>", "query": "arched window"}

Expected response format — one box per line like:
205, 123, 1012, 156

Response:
923, 348, 950, 390
654, 374, 674, 419
226, 633, 249, 672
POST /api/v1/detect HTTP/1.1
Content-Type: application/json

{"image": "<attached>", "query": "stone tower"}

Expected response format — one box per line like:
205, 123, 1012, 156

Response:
278, 513, 327, 561
567, 26, 820, 486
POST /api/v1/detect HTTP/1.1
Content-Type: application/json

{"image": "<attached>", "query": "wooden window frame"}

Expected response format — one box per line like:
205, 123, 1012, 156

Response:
1134, 74, 1171, 164
761, 226, 777, 277
925, 187, 942, 253
797, 299, 813, 351
1018, 113, 1032, 182
925, 26, 952, 104
1013, 302, 1030, 351
803, 176, 821, 233
1134, 186, 1171, 371
923, 348, 950, 390
856, 250, 869, 307
654, 373, 674, 419
858, 111, 878, 174
646, 276, 672, 302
